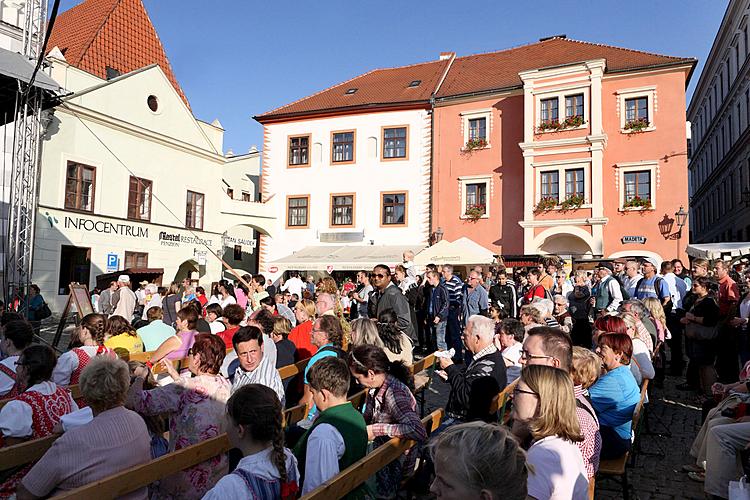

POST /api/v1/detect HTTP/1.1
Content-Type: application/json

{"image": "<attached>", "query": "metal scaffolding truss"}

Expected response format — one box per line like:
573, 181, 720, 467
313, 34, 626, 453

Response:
5, 0, 48, 312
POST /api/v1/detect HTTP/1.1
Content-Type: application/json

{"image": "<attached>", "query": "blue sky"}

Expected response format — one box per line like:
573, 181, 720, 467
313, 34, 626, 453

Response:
60, 0, 728, 154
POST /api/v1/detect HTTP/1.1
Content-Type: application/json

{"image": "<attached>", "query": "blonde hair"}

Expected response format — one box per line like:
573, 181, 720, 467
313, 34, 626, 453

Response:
641, 297, 666, 326
350, 318, 382, 348
521, 365, 584, 443
272, 316, 292, 338
429, 421, 528, 500
571, 347, 601, 389
520, 304, 543, 324
620, 312, 639, 332
295, 299, 316, 321
80, 357, 130, 412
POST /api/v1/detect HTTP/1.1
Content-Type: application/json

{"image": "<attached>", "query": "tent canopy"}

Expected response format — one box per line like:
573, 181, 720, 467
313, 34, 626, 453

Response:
686, 242, 750, 260
268, 245, 419, 272
413, 237, 495, 265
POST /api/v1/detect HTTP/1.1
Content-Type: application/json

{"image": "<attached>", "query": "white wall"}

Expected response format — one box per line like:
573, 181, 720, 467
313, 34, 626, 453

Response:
261, 109, 431, 270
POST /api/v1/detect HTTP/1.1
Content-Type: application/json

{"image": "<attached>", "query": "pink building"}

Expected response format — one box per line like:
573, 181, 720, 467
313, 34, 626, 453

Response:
432, 37, 696, 264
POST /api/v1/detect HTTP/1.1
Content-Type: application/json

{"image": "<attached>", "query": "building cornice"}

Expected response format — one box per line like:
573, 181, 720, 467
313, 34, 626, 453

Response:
519, 134, 607, 152
518, 217, 609, 228
253, 101, 430, 124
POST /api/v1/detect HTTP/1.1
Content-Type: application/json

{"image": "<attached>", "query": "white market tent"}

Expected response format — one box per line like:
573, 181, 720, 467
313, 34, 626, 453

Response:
267, 245, 418, 272
686, 242, 750, 260
413, 237, 496, 265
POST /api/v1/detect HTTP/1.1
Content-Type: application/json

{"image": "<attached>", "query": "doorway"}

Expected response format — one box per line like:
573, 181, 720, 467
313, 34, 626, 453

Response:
58, 245, 91, 294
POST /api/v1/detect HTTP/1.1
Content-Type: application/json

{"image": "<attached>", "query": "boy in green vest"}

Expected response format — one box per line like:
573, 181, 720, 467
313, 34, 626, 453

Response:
293, 356, 369, 498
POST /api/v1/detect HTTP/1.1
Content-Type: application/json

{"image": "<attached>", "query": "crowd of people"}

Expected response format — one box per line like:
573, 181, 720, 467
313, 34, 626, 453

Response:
0, 252, 748, 499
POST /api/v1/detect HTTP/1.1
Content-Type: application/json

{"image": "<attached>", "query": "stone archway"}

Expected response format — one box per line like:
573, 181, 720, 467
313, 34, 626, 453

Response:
173, 259, 200, 284
539, 234, 595, 256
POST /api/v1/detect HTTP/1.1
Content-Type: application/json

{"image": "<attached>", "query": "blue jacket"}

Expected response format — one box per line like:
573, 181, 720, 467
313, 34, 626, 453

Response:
429, 283, 449, 321
588, 365, 640, 440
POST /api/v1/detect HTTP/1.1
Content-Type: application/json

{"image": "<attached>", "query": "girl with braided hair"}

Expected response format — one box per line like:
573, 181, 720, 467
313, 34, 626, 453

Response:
53, 313, 115, 388
203, 384, 299, 500
376, 309, 413, 365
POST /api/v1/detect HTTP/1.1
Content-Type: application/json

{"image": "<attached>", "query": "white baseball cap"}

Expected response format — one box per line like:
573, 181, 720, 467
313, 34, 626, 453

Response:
118, 275, 130, 283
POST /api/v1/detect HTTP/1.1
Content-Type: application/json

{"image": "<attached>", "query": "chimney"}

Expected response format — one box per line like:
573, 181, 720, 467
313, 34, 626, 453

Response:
439, 52, 455, 61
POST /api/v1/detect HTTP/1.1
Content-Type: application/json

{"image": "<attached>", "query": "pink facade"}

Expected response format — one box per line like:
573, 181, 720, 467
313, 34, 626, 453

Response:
433, 53, 694, 264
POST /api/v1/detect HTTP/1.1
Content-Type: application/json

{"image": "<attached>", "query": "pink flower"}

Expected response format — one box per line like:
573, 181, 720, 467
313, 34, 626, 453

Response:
189, 466, 210, 491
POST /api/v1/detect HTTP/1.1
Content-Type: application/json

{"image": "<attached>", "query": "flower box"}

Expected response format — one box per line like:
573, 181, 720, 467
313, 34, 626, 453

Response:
534, 197, 558, 212
623, 196, 652, 209
536, 115, 585, 133
464, 204, 486, 221
560, 194, 585, 210
464, 138, 488, 151
623, 118, 650, 132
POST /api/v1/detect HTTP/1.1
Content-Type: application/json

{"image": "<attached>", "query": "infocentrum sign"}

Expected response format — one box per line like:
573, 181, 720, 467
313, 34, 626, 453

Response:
64, 216, 148, 237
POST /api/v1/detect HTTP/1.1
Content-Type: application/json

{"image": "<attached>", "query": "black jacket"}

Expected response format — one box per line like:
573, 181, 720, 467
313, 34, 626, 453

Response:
489, 283, 517, 318
368, 282, 415, 339
445, 348, 507, 422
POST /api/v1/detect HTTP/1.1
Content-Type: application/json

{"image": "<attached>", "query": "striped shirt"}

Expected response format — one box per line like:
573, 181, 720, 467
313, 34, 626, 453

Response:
443, 275, 464, 307
232, 354, 285, 405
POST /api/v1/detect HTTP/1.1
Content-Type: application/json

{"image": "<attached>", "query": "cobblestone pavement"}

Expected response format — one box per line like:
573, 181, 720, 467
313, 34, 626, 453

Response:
423, 371, 707, 500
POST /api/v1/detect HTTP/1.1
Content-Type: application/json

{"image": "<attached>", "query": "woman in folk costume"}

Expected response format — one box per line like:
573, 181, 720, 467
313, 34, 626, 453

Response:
0, 320, 34, 398
0, 345, 77, 496
52, 313, 115, 387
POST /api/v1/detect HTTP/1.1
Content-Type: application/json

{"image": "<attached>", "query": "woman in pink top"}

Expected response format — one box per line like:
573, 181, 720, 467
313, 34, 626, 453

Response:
151, 308, 199, 363
19, 357, 150, 500
127, 334, 231, 499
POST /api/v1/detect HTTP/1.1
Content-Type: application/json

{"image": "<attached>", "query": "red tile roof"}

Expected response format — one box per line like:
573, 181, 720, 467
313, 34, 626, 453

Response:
257, 37, 695, 121
47, 0, 189, 107
255, 58, 452, 121
436, 37, 695, 98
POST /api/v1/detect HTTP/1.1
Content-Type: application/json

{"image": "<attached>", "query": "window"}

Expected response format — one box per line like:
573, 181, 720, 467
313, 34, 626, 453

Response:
241, 191, 251, 202
624, 171, 651, 203
233, 245, 242, 260
127, 176, 152, 221
540, 171, 559, 200
58, 246, 90, 295
381, 192, 407, 226
287, 196, 309, 228
382, 127, 407, 159
288, 135, 310, 167
331, 131, 355, 163
185, 191, 204, 230
625, 97, 648, 124
65, 161, 95, 212
331, 194, 355, 226
468, 117, 487, 140
465, 183, 486, 215
124, 251, 148, 268
540, 98, 558, 124
564, 168, 584, 198
565, 94, 584, 119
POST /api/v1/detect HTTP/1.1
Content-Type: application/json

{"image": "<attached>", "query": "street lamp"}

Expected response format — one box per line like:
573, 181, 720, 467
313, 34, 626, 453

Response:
675, 206, 687, 231
436, 227, 444, 242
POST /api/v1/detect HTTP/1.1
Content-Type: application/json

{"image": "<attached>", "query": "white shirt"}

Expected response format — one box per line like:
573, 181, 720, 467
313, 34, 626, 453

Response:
220, 295, 237, 309
624, 273, 643, 298
0, 381, 78, 437
0, 355, 18, 396
502, 343, 523, 384
231, 355, 285, 404
630, 338, 655, 387
204, 447, 299, 500
142, 294, 163, 320
281, 277, 305, 299
52, 346, 101, 386
603, 276, 623, 312
527, 435, 588, 500
302, 423, 345, 494
661, 272, 684, 309
209, 320, 226, 335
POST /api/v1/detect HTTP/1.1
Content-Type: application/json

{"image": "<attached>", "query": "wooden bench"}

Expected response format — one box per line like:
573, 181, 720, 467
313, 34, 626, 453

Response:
596, 378, 650, 500
409, 353, 436, 417
278, 357, 311, 380
489, 379, 518, 424
300, 408, 445, 500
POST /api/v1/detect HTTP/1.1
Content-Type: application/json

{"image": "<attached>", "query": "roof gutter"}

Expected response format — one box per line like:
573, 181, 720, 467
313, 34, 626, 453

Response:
254, 100, 430, 124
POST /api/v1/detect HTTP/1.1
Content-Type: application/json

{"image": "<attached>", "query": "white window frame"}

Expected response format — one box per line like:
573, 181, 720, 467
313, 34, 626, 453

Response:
533, 86, 589, 133
533, 160, 591, 207
458, 174, 492, 219
617, 87, 656, 133
615, 161, 658, 211
460, 109, 492, 149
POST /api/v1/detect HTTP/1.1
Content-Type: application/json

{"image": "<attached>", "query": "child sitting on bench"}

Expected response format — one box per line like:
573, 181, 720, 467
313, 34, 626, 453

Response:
293, 356, 369, 497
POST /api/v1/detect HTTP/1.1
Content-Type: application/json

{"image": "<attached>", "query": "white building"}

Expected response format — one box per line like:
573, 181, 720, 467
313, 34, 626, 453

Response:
31, 0, 273, 310
254, 58, 453, 277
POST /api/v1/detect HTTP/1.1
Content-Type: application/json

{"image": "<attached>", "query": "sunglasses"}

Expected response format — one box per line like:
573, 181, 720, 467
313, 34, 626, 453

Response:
370, 273, 386, 278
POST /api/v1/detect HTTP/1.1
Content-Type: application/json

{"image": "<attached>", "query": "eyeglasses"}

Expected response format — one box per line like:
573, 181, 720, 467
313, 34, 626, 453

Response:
520, 349, 554, 361
370, 273, 386, 279
513, 387, 538, 398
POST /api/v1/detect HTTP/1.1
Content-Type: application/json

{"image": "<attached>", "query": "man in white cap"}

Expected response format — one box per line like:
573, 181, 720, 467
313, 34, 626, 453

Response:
112, 275, 136, 321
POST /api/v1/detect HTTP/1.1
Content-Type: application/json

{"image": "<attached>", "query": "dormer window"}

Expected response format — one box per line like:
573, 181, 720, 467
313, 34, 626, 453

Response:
345, 88, 358, 94
408, 80, 421, 87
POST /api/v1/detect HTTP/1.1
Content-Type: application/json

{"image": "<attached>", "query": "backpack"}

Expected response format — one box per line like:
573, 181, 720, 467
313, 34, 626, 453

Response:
636, 276, 672, 313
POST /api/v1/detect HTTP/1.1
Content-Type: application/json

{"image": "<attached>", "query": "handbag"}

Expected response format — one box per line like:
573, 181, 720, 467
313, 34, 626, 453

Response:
684, 298, 719, 340
729, 476, 750, 500
34, 301, 52, 321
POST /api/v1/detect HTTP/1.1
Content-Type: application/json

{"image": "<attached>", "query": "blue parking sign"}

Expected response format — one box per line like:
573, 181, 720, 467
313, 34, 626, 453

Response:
106, 253, 119, 272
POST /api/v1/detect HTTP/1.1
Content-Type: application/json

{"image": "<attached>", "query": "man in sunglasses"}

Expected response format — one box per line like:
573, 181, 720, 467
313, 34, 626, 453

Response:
519, 326, 602, 480
367, 264, 414, 340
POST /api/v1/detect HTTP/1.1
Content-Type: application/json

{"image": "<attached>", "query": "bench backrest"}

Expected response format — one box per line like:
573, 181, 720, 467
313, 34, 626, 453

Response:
408, 353, 435, 375
300, 408, 445, 500
489, 379, 518, 419
278, 357, 311, 380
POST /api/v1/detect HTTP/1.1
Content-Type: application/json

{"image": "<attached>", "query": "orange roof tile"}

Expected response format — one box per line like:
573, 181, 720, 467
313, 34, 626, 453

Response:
255, 58, 452, 121
436, 37, 695, 98
256, 37, 695, 121
47, 0, 189, 107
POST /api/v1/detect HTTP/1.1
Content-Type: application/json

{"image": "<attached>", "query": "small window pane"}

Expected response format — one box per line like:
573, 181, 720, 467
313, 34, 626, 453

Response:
289, 136, 310, 166
288, 197, 309, 227
625, 97, 649, 124
565, 94, 584, 119
540, 171, 559, 199
382, 193, 406, 225
624, 171, 651, 202
383, 127, 407, 158
332, 132, 354, 162
564, 169, 584, 198
465, 183, 487, 215
540, 98, 559, 123
468, 118, 487, 140
331, 195, 353, 226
